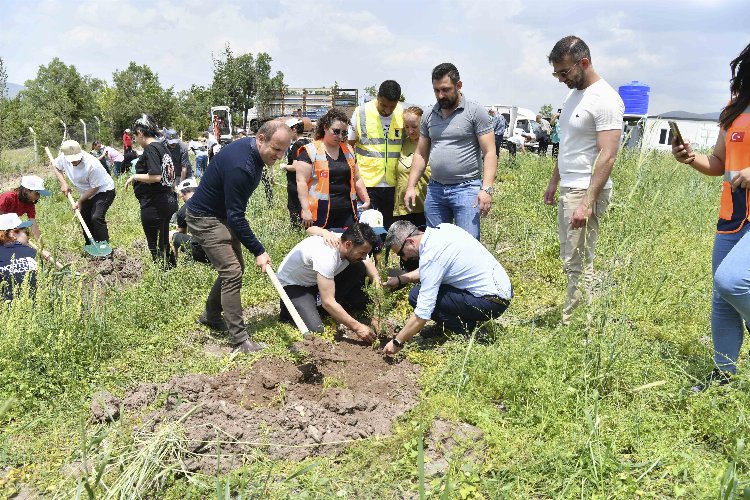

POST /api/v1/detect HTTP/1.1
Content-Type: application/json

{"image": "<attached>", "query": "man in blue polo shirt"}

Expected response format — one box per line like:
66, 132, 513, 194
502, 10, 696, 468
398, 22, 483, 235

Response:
404, 63, 497, 239
186, 120, 292, 353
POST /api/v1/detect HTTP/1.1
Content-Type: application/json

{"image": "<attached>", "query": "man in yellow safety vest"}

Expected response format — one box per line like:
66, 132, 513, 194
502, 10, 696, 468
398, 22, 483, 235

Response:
348, 80, 404, 229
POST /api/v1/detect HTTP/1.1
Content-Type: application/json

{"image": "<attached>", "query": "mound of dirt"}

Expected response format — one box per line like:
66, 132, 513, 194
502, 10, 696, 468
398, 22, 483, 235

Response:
107, 336, 420, 473
90, 247, 143, 287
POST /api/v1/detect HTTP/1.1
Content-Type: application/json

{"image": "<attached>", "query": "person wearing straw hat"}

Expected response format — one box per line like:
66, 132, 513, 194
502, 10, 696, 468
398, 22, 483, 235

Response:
52, 140, 116, 247
0, 213, 37, 302
0, 175, 51, 243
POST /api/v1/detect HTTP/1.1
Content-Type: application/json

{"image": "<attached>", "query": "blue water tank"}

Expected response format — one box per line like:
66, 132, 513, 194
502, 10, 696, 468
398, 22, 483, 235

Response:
618, 81, 650, 115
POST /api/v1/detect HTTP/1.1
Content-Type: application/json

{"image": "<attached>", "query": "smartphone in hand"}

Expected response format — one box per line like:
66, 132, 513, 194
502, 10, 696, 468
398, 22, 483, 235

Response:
668, 120, 684, 146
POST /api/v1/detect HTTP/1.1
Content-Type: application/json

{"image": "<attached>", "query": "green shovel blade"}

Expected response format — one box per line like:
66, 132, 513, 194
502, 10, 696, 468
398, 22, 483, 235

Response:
84, 240, 112, 257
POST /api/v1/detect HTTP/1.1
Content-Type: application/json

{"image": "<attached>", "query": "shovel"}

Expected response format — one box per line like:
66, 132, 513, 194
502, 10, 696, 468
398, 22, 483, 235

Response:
45, 146, 112, 257
265, 265, 311, 338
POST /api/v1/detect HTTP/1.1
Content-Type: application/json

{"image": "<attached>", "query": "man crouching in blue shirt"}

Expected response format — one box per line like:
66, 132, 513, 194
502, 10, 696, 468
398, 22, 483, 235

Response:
381, 220, 512, 356
186, 120, 292, 354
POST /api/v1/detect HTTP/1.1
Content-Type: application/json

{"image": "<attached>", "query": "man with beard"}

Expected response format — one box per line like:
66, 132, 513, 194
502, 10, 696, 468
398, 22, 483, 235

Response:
0, 175, 52, 243
543, 36, 624, 324
404, 63, 496, 239
276, 222, 379, 341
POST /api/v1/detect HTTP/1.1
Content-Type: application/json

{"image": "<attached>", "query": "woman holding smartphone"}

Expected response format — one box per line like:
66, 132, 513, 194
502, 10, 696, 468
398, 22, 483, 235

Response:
672, 42, 750, 391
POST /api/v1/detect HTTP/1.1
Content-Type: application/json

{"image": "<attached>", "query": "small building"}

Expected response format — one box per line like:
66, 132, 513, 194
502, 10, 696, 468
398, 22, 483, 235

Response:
623, 111, 720, 151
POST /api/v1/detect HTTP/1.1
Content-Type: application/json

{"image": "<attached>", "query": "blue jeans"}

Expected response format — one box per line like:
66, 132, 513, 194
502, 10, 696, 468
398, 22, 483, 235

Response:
712, 224, 750, 372
408, 283, 509, 334
424, 179, 481, 239
195, 155, 208, 177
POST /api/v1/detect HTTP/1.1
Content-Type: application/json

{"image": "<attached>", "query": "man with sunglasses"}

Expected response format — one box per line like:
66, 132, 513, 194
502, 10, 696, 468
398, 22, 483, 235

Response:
543, 36, 624, 324
381, 221, 512, 355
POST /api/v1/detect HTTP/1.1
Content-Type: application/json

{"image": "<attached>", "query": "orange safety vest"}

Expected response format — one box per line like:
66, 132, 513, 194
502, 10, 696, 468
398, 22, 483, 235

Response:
303, 140, 358, 227
718, 109, 750, 234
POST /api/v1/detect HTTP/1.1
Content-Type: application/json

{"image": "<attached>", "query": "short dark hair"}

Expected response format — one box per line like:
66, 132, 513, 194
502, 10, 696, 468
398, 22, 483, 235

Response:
315, 108, 350, 140
548, 36, 591, 64
293, 122, 304, 134
432, 63, 460, 84
132, 113, 159, 138
378, 80, 401, 101
341, 222, 379, 250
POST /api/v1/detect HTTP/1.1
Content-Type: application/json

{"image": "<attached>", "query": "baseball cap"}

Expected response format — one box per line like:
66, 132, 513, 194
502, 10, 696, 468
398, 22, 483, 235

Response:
359, 209, 386, 236
125, 128, 131, 133
285, 118, 302, 128
20, 175, 51, 196
60, 140, 83, 162
164, 129, 180, 145
0, 213, 33, 231
177, 178, 198, 192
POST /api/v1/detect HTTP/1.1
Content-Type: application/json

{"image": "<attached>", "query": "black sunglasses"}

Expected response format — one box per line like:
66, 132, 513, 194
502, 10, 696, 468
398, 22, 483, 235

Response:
330, 128, 347, 137
397, 230, 418, 257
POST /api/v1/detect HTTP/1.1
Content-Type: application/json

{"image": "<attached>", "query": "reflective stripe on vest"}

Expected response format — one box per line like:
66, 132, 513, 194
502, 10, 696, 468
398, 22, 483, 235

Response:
304, 141, 357, 227
355, 100, 404, 187
718, 110, 750, 234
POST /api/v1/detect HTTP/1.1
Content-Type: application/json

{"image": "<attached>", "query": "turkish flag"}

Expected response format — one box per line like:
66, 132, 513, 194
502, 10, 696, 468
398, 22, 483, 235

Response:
319, 171, 329, 178
730, 131, 745, 142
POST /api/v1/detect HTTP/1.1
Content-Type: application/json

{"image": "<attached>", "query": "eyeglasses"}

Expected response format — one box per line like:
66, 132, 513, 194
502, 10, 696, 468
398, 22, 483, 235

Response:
396, 230, 418, 257
552, 60, 581, 78
330, 128, 347, 137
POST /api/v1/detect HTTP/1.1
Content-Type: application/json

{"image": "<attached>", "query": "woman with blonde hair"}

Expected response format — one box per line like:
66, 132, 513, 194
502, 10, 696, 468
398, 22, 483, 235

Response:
393, 106, 431, 227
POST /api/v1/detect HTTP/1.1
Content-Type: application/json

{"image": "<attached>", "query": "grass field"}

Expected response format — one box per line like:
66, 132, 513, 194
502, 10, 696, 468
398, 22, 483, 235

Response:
0, 145, 747, 499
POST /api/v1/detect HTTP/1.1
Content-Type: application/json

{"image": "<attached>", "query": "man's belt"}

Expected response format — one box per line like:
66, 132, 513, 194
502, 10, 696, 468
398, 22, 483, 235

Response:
483, 295, 510, 306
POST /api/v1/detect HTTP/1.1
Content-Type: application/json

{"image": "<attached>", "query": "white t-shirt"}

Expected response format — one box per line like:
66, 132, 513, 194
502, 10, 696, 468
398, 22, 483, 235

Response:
349, 109, 394, 188
276, 235, 349, 287
55, 152, 115, 194
558, 79, 624, 189
189, 140, 208, 158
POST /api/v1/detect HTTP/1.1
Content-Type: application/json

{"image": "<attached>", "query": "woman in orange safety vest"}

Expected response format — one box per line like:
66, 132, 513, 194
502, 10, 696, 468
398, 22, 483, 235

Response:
294, 108, 371, 229
673, 41, 750, 391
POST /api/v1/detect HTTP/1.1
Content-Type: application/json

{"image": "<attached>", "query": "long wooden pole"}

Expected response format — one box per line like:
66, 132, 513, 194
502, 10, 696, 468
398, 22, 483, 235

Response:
265, 265, 310, 337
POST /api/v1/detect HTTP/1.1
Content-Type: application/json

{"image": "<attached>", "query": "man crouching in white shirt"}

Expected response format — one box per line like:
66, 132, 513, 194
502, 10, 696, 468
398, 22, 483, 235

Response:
382, 221, 512, 356
276, 222, 381, 342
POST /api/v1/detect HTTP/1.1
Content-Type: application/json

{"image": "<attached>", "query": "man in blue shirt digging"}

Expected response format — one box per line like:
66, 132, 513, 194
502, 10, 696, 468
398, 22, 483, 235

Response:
187, 120, 292, 354
381, 220, 513, 355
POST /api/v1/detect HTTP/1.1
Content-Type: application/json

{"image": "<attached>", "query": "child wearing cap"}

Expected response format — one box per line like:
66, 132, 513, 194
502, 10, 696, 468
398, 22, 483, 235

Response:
0, 175, 51, 243
169, 179, 208, 264
0, 213, 37, 302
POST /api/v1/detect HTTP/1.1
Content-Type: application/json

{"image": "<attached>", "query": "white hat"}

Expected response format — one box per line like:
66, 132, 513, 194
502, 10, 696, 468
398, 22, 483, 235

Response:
20, 175, 51, 196
177, 178, 198, 192
0, 213, 33, 231
285, 118, 302, 128
125, 128, 131, 133
60, 140, 83, 162
359, 209, 386, 235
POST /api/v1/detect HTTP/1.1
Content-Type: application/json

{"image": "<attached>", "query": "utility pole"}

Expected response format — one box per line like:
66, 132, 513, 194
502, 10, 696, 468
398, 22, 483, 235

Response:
28, 127, 38, 164
59, 119, 68, 141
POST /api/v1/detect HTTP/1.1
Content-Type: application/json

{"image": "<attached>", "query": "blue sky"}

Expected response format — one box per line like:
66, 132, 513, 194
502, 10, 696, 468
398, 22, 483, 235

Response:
1, 0, 747, 115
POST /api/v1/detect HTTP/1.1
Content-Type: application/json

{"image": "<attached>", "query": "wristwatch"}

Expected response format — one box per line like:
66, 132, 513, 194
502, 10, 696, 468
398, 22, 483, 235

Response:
392, 337, 404, 348
480, 185, 494, 195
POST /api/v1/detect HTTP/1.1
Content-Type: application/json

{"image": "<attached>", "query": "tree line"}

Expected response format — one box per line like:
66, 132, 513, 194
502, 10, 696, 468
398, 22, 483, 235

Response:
0, 43, 285, 157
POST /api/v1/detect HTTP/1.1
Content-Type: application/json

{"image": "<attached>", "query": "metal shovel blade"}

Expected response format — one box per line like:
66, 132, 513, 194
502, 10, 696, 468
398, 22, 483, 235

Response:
84, 240, 112, 257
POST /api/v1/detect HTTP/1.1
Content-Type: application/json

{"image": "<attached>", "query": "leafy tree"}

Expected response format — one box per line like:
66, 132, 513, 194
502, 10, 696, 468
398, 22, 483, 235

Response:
173, 85, 214, 139
106, 62, 176, 142
539, 104, 553, 119
211, 43, 284, 129
18, 58, 100, 153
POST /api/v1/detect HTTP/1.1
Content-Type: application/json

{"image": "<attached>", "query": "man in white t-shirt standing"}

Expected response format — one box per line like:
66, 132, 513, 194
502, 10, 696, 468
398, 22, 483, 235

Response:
276, 222, 381, 341
543, 36, 624, 324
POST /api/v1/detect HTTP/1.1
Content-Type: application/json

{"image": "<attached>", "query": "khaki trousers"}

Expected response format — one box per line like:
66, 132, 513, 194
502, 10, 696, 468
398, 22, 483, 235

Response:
186, 210, 247, 345
558, 187, 611, 323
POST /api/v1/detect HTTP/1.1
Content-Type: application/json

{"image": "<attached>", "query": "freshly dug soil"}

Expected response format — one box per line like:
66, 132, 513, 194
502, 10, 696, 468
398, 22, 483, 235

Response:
108, 336, 420, 473
89, 247, 143, 287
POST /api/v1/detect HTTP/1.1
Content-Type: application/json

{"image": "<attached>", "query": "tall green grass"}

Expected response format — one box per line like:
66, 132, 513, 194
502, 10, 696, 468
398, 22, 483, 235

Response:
1, 149, 748, 498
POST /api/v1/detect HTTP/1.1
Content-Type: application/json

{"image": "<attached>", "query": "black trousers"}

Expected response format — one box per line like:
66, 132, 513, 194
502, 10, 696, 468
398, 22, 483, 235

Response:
139, 193, 178, 265
366, 186, 395, 229
279, 261, 368, 333
80, 190, 115, 243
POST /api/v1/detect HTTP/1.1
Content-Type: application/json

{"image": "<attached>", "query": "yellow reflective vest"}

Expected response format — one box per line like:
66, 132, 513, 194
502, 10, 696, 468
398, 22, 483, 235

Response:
353, 100, 404, 187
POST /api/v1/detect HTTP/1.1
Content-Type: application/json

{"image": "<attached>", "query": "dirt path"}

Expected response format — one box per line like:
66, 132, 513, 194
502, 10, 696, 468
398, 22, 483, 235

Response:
99, 336, 421, 473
